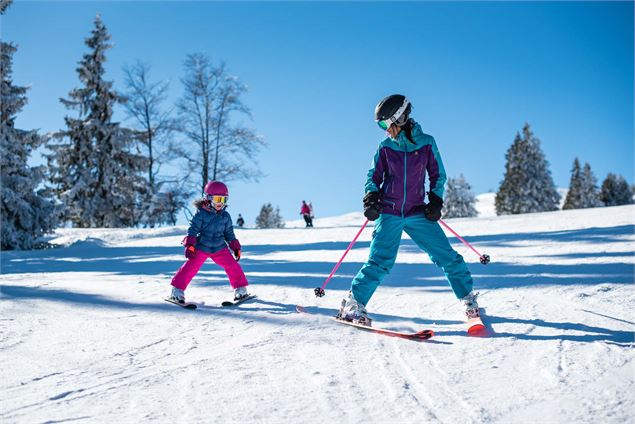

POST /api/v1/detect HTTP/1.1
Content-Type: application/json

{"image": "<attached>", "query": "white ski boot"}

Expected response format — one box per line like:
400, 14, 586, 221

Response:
338, 292, 372, 326
461, 291, 480, 319
233, 286, 249, 301
168, 286, 186, 304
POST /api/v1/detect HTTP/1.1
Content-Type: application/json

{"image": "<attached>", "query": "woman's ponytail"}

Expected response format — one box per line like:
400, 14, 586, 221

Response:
403, 118, 416, 144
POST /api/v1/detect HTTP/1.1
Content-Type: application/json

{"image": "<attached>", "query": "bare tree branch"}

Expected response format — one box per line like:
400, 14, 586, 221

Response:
175, 53, 266, 193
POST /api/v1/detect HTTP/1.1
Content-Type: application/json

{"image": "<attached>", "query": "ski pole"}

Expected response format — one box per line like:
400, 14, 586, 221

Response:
438, 219, 491, 265
314, 219, 369, 297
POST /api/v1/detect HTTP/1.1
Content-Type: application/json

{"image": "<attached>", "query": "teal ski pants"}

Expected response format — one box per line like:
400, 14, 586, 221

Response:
351, 213, 473, 306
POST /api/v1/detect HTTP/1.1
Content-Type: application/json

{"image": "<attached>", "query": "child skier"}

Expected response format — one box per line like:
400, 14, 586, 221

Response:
338, 94, 479, 326
168, 181, 249, 304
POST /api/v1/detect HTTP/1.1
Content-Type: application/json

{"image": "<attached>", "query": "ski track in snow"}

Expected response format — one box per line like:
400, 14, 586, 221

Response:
1, 205, 634, 423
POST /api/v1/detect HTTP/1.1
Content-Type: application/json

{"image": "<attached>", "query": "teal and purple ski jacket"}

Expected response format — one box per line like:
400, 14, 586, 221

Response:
365, 120, 447, 217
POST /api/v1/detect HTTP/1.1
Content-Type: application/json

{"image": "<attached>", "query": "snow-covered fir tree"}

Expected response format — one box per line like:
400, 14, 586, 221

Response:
495, 123, 560, 215
255, 203, 285, 229
579, 162, 602, 208
138, 186, 188, 227
0, 0, 12, 14
564, 159, 602, 210
600, 173, 634, 207
563, 158, 583, 210
47, 15, 147, 228
1, 38, 60, 249
443, 174, 477, 218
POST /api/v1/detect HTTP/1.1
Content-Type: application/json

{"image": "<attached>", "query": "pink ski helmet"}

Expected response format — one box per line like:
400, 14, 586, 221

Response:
204, 181, 229, 197
204, 181, 229, 208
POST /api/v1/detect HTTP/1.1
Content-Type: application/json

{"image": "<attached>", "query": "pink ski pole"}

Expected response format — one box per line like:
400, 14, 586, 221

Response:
314, 219, 369, 297
438, 219, 491, 264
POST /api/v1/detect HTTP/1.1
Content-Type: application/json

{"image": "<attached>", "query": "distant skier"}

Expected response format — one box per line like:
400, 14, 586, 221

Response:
338, 94, 479, 326
236, 213, 245, 228
167, 181, 250, 304
300, 200, 313, 228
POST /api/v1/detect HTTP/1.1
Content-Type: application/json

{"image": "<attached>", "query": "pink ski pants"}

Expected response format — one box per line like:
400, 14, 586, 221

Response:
171, 247, 248, 291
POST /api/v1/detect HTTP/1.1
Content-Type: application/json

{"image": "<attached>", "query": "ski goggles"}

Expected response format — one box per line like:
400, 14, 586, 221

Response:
376, 97, 410, 130
206, 194, 228, 205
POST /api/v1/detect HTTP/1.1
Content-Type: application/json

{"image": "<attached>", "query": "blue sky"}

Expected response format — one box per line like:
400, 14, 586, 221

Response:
4, 1, 634, 226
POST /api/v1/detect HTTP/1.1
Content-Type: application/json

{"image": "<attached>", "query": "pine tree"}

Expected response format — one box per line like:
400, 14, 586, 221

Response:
138, 185, 189, 227
600, 173, 634, 206
495, 123, 560, 215
579, 162, 602, 208
47, 15, 147, 228
1, 39, 60, 249
563, 159, 602, 210
443, 174, 477, 218
255, 203, 285, 229
563, 158, 582, 210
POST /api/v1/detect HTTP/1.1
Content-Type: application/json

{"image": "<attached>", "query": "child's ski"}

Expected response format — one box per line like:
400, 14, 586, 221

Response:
221, 294, 257, 307
164, 298, 197, 310
296, 305, 434, 341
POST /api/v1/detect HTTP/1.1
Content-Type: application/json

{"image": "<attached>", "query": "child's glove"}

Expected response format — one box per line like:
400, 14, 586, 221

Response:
185, 245, 196, 259
182, 235, 197, 259
229, 239, 242, 262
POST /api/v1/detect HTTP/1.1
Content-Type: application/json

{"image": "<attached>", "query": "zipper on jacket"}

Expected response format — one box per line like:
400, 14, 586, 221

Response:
401, 140, 407, 217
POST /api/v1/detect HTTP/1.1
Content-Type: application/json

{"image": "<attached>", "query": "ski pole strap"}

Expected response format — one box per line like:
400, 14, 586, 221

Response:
438, 219, 483, 258
320, 219, 369, 291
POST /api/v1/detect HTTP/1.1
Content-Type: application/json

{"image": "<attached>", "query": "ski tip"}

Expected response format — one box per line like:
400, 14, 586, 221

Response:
415, 329, 434, 340
221, 294, 257, 307
467, 323, 486, 335
164, 298, 198, 310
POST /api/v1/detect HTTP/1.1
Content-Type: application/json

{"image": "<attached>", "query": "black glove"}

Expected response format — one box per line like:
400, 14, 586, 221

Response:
424, 191, 443, 221
363, 191, 381, 221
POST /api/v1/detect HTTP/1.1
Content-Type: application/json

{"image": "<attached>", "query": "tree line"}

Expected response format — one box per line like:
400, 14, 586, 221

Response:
444, 123, 633, 219
1, 9, 265, 249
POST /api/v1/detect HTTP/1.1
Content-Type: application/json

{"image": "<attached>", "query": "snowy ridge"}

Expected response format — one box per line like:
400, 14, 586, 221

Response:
1, 205, 634, 423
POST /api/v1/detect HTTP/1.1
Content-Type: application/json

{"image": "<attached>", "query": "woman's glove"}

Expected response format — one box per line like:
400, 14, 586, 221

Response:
182, 235, 197, 259
424, 192, 443, 222
363, 191, 381, 221
229, 239, 242, 261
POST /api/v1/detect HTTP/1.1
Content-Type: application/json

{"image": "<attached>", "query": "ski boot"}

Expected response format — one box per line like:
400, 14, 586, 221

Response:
337, 292, 372, 326
233, 286, 249, 301
168, 286, 186, 304
461, 291, 480, 319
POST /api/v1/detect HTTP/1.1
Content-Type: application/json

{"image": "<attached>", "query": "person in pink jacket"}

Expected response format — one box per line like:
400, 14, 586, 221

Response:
168, 181, 249, 304
300, 200, 313, 228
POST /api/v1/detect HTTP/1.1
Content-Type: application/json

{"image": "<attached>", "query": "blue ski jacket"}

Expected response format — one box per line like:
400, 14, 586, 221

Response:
187, 203, 238, 253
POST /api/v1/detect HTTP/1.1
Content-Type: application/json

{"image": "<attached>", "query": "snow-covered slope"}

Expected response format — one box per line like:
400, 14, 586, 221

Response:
1, 205, 633, 423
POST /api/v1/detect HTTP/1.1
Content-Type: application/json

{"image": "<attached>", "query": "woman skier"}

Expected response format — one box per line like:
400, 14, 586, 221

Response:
338, 94, 479, 326
168, 181, 249, 304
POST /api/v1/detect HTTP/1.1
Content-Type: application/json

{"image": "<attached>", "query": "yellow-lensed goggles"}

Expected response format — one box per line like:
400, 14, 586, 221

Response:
207, 194, 228, 204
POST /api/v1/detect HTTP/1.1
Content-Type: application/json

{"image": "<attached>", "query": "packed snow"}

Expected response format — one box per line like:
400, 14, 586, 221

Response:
1, 203, 634, 423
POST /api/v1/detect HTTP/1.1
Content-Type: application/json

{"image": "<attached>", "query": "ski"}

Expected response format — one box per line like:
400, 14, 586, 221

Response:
164, 297, 197, 310
296, 305, 434, 341
467, 309, 486, 335
221, 294, 257, 307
